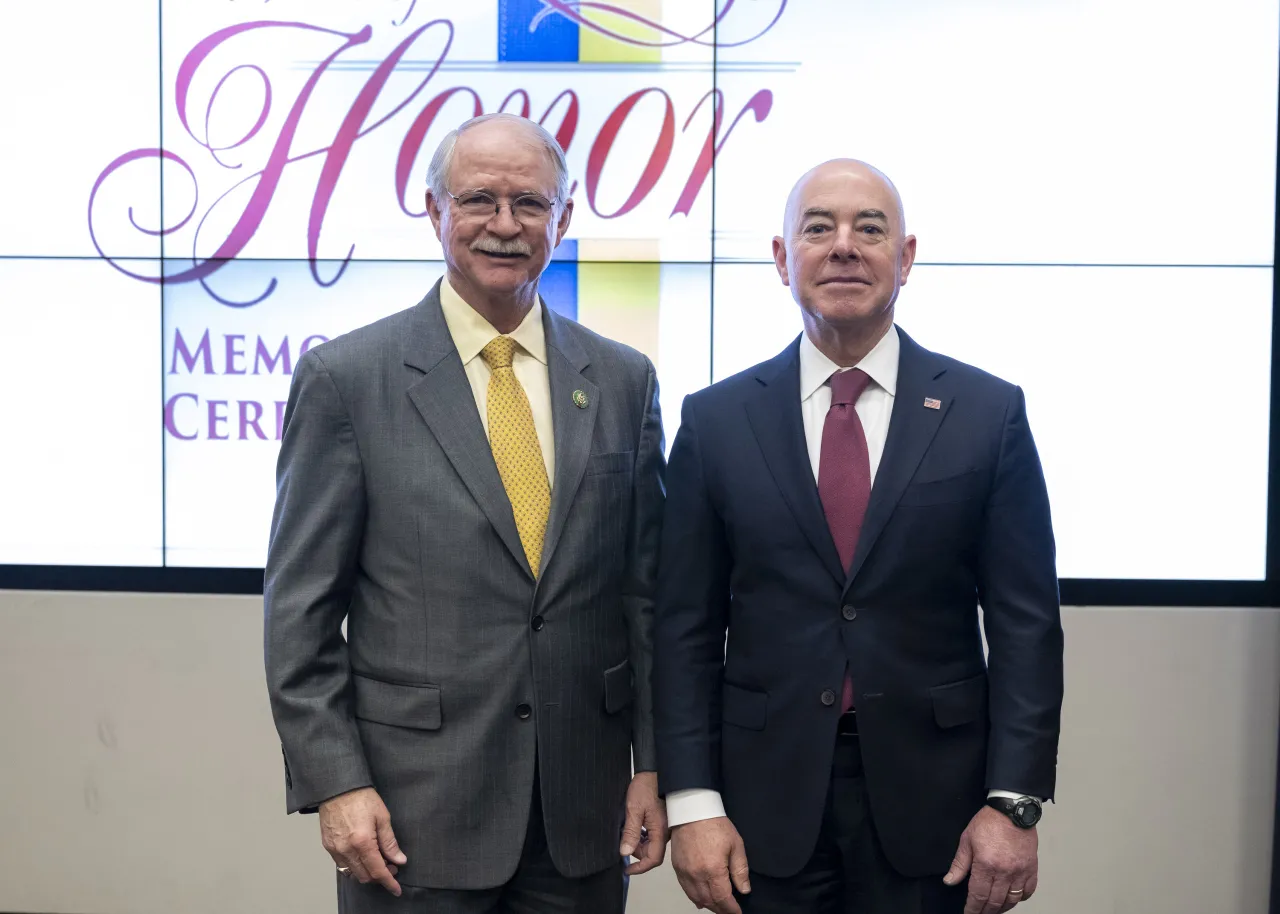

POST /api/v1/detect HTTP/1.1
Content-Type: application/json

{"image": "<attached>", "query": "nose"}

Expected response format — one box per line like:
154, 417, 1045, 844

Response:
484, 204, 523, 237
829, 225, 859, 261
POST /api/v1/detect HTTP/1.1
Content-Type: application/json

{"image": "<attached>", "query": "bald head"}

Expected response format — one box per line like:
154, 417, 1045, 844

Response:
771, 158, 917, 358
783, 159, 906, 238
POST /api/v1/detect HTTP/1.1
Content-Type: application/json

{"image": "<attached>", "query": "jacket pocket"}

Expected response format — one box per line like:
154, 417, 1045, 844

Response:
722, 682, 768, 731
585, 451, 633, 476
604, 658, 633, 713
930, 673, 987, 729
352, 673, 443, 730
898, 469, 983, 507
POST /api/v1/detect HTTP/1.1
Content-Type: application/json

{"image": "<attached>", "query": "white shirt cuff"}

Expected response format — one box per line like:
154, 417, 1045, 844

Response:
665, 788, 727, 827
988, 789, 1045, 802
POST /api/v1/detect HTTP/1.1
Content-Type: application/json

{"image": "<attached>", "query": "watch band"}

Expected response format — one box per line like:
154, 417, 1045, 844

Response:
985, 795, 1042, 829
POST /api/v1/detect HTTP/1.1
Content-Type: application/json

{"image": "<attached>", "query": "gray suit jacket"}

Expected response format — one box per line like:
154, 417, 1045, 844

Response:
264, 280, 664, 889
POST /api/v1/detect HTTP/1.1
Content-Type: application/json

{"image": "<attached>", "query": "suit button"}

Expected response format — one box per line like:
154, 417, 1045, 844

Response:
820, 689, 837, 706
531, 615, 545, 631
515, 703, 532, 720
842, 604, 857, 621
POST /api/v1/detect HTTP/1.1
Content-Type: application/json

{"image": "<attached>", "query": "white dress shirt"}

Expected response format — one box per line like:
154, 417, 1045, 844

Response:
799, 325, 899, 483
438, 277, 555, 485
666, 326, 1031, 829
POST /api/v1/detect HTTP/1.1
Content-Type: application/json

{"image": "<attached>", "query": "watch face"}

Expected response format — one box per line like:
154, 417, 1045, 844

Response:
1014, 801, 1042, 828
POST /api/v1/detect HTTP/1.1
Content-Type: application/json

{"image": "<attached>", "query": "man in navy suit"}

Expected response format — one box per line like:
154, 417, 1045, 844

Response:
653, 160, 1063, 914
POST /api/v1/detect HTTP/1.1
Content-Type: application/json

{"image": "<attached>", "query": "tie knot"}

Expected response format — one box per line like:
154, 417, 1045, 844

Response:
828, 368, 872, 406
481, 336, 518, 370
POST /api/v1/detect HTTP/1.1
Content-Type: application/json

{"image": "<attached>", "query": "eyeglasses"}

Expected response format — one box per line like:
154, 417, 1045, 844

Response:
445, 189, 559, 223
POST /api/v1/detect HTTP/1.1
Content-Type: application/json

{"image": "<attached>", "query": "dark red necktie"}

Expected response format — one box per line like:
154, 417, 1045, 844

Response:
817, 368, 873, 713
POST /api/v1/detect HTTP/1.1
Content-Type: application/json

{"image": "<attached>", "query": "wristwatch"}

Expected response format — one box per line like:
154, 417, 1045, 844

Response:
985, 795, 1042, 829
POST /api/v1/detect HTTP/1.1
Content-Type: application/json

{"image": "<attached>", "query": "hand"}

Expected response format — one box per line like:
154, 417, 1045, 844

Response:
319, 787, 408, 897
619, 771, 668, 875
670, 816, 751, 914
944, 806, 1038, 912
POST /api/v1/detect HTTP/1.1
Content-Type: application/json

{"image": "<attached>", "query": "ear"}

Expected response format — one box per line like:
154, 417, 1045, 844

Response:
426, 190, 444, 241
772, 236, 790, 287
554, 197, 574, 246
898, 234, 917, 285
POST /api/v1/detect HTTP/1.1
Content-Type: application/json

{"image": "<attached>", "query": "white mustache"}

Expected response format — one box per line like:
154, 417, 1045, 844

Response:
471, 237, 533, 256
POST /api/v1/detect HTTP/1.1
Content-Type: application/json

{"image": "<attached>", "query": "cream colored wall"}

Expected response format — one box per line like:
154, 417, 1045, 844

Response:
0, 592, 1276, 914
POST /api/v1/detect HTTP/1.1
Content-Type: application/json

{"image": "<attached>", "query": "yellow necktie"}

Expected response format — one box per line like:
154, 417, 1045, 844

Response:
481, 336, 551, 578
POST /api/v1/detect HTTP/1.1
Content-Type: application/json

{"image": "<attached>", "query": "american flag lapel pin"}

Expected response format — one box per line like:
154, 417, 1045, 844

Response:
923, 397, 941, 410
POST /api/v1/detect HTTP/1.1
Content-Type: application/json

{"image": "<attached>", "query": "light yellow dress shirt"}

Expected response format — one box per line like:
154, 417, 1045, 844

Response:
438, 278, 556, 486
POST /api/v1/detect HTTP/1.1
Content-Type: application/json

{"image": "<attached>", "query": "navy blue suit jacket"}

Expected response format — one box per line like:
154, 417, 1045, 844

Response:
653, 327, 1064, 878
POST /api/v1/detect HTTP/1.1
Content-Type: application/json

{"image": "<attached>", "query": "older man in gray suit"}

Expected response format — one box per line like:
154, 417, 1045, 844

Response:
264, 113, 668, 913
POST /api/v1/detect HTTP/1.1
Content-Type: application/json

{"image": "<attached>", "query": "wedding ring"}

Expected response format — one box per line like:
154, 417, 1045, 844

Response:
1008, 889, 1024, 895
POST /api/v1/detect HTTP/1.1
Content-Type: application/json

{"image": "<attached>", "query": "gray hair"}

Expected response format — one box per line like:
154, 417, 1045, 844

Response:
427, 113, 570, 205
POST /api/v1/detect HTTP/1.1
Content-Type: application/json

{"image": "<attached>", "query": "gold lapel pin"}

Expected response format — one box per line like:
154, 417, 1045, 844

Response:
923, 397, 941, 410
572, 389, 589, 409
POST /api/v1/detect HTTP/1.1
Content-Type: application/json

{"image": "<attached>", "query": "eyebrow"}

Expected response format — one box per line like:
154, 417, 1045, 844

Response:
799, 207, 891, 223
461, 187, 551, 198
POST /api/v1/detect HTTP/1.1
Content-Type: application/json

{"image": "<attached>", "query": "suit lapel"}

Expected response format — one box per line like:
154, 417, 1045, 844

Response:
744, 340, 846, 586
538, 306, 599, 578
403, 282, 532, 578
844, 328, 952, 589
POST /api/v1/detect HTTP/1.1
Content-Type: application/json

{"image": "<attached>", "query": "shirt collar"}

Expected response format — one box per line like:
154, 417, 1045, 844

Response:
798, 324, 900, 402
439, 276, 548, 366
